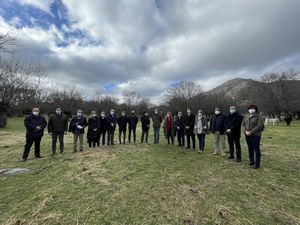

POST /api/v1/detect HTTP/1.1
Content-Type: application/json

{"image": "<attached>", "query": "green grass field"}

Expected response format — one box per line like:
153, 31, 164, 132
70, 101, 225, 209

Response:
0, 117, 299, 225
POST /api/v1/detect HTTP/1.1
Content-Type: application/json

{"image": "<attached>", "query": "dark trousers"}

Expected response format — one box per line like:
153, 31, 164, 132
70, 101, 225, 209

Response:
245, 135, 261, 166
107, 129, 115, 145
51, 132, 64, 153
98, 132, 106, 145
186, 134, 195, 149
197, 134, 206, 150
128, 128, 136, 143
119, 130, 126, 144
23, 136, 42, 159
177, 130, 185, 147
228, 135, 241, 159
141, 130, 149, 143
166, 130, 174, 144
88, 138, 97, 148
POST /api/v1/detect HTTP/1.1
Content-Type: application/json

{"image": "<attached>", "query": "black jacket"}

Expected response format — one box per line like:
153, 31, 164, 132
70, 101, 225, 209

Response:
225, 112, 243, 137
107, 114, 117, 130
184, 114, 195, 135
68, 116, 88, 134
117, 116, 128, 131
128, 115, 138, 129
48, 114, 68, 133
99, 116, 109, 133
141, 115, 150, 131
24, 114, 47, 138
87, 117, 100, 139
210, 114, 226, 134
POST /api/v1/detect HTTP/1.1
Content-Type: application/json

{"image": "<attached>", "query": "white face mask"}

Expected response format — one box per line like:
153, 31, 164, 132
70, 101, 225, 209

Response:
92, 114, 97, 117
122, 113, 125, 116
248, 109, 256, 114
155, 111, 158, 114
56, 110, 62, 115
101, 113, 105, 117
187, 110, 191, 114
32, 111, 39, 116
230, 109, 236, 114
77, 113, 82, 117
111, 111, 114, 115
198, 113, 202, 117
215, 111, 220, 115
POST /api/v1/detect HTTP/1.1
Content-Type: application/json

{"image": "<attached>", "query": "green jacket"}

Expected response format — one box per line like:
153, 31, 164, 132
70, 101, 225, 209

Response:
152, 114, 162, 128
241, 113, 264, 137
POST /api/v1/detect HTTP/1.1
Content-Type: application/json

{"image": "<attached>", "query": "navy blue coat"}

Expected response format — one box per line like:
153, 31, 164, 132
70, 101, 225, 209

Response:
209, 114, 226, 134
68, 116, 88, 134
24, 114, 47, 138
128, 115, 138, 129
175, 116, 185, 133
107, 114, 117, 130
225, 112, 243, 137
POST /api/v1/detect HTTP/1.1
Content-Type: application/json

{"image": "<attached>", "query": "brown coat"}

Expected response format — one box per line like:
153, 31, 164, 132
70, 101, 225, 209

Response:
241, 113, 264, 137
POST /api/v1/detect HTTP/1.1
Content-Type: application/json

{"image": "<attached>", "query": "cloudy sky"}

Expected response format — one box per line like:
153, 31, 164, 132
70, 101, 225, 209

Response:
0, 0, 300, 103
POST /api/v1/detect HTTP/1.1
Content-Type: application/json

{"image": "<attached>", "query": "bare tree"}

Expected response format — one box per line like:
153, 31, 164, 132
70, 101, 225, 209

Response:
165, 80, 202, 111
123, 91, 142, 109
0, 60, 46, 127
0, 32, 17, 54
260, 69, 300, 116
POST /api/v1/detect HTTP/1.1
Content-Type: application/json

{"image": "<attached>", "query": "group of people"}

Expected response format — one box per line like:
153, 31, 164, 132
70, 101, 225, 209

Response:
22, 104, 265, 169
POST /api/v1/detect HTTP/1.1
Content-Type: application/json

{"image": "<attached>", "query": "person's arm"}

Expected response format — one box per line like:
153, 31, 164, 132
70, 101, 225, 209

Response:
48, 116, 52, 133
68, 119, 74, 132
42, 117, 47, 129
241, 117, 246, 133
249, 116, 264, 135
24, 116, 37, 130
64, 116, 68, 132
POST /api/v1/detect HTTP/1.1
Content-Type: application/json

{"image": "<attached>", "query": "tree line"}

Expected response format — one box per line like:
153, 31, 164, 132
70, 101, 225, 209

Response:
1, 32, 299, 128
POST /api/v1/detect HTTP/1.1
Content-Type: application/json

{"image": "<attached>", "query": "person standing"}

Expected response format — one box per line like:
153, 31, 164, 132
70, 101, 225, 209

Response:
107, 109, 117, 145
22, 107, 47, 161
117, 111, 128, 144
128, 110, 138, 143
152, 108, 163, 144
184, 108, 196, 150
194, 110, 208, 153
48, 107, 68, 155
163, 112, 174, 145
69, 110, 88, 152
140, 111, 150, 144
87, 111, 100, 149
210, 107, 226, 155
225, 106, 243, 162
242, 104, 264, 169
175, 111, 185, 147
98, 111, 108, 146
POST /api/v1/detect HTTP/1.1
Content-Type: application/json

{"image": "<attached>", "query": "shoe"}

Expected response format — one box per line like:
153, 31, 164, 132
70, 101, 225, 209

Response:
21, 158, 27, 162
249, 162, 254, 166
185, 147, 190, 149
212, 151, 218, 155
35, 156, 43, 158
236, 158, 241, 163
253, 164, 260, 169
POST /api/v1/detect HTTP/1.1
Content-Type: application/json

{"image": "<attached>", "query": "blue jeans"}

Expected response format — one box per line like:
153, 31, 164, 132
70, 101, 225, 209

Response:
245, 135, 261, 166
197, 134, 206, 150
153, 127, 160, 144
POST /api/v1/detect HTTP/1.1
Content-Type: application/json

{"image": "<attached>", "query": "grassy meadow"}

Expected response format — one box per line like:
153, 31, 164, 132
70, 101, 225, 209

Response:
0, 117, 299, 225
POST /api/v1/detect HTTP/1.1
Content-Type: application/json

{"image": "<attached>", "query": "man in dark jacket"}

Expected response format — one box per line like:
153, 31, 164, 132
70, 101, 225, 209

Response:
68, 110, 88, 152
284, 113, 293, 126
22, 107, 47, 161
87, 111, 100, 148
225, 106, 243, 162
128, 110, 138, 143
98, 111, 108, 145
175, 111, 185, 147
140, 111, 150, 144
184, 108, 196, 150
48, 107, 68, 155
117, 111, 128, 144
210, 107, 226, 155
152, 108, 163, 144
107, 109, 117, 145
